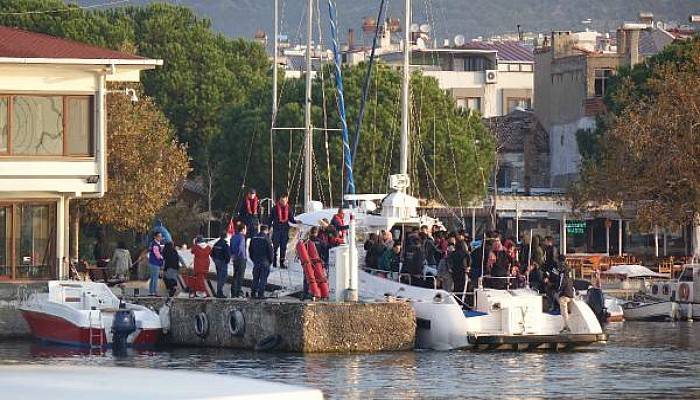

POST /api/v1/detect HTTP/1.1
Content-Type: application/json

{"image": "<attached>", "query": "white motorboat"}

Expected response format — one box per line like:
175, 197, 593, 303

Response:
356, 266, 606, 350
0, 365, 323, 400
19, 281, 161, 348
622, 298, 680, 321
624, 264, 700, 320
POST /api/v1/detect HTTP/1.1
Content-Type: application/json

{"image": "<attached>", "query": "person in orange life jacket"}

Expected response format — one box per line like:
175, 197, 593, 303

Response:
190, 235, 211, 298
271, 193, 296, 269
330, 208, 349, 246
230, 221, 248, 298
211, 230, 231, 298
249, 224, 274, 299
239, 188, 261, 236
148, 232, 164, 296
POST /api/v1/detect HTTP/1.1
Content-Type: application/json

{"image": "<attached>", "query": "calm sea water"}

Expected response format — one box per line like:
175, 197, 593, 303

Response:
1, 322, 700, 399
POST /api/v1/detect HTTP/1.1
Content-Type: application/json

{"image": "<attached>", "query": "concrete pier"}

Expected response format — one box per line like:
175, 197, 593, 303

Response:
0, 282, 46, 338
132, 297, 416, 353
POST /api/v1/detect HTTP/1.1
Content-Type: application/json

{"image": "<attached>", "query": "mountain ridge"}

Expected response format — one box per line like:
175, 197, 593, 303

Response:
78, 0, 699, 44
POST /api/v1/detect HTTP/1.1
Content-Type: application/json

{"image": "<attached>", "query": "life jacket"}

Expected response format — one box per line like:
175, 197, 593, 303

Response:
276, 202, 289, 224
332, 214, 346, 240
245, 195, 259, 216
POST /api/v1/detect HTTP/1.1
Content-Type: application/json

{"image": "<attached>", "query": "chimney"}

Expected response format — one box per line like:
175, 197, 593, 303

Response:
348, 28, 355, 51
628, 29, 640, 66
616, 28, 627, 55
639, 12, 654, 26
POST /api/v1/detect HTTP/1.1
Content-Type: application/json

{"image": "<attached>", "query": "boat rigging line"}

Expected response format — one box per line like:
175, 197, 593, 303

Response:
350, 0, 387, 170
327, 0, 356, 201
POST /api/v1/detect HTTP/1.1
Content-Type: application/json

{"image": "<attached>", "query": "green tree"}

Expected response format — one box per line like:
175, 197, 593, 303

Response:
572, 38, 700, 232
213, 63, 496, 211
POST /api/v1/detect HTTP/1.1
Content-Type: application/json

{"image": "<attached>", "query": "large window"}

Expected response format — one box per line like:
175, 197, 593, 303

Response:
0, 202, 56, 281
0, 95, 93, 157
507, 97, 532, 113
456, 97, 482, 112
594, 69, 614, 97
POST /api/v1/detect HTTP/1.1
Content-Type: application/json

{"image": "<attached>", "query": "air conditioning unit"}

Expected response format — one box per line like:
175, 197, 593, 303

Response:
485, 69, 498, 84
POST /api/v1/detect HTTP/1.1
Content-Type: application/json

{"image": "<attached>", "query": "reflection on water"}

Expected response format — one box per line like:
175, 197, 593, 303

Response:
2, 322, 700, 399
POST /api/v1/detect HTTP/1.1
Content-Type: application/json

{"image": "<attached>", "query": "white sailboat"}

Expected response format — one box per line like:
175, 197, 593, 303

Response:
291, 0, 606, 350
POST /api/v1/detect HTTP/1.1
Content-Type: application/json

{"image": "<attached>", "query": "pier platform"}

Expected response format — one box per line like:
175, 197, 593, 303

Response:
131, 297, 416, 353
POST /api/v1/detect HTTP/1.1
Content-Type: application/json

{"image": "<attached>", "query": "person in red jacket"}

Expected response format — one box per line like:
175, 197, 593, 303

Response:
190, 235, 212, 298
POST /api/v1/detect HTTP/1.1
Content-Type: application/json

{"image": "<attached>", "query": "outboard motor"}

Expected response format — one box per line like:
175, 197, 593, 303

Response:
586, 287, 609, 325
112, 301, 136, 357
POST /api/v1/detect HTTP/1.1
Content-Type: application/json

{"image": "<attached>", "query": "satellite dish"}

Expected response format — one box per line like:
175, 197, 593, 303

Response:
410, 23, 420, 32
416, 37, 427, 49
419, 24, 431, 33
656, 21, 664, 29
454, 34, 465, 46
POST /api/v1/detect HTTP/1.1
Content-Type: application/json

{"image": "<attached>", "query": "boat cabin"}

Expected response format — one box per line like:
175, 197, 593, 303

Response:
0, 26, 161, 281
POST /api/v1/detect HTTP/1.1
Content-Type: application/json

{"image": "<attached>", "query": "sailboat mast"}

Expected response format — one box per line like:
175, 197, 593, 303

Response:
399, 0, 411, 178
304, 0, 314, 211
271, 0, 279, 202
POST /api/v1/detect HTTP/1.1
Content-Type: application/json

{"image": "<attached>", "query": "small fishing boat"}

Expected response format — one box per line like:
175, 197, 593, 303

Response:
623, 264, 700, 321
622, 298, 679, 321
20, 281, 161, 348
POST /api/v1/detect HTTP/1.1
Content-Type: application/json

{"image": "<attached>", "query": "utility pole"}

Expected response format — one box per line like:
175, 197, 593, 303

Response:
303, 0, 314, 211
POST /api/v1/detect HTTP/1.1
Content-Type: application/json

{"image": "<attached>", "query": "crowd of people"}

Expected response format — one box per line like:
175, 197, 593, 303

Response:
363, 226, 575, 317
142, 189, 350, 300
141, 187, 575, 325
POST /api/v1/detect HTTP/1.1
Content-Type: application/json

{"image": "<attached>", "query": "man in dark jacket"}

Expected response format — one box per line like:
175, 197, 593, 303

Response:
271, 193, 296, 269
211, 230, 231, 298
557, 255, 575, 332
543, 235, 559, 273
450, 239, 471, 294
238, 188, 261, 236
229, 222, 247, 298
249, 225, 274, 299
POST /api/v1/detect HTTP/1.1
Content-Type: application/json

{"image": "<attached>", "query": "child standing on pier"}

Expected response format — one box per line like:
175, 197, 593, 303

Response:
191, 236, 212, 297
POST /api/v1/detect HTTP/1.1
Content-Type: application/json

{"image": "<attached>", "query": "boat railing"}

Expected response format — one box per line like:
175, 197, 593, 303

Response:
362, 267, 439, 289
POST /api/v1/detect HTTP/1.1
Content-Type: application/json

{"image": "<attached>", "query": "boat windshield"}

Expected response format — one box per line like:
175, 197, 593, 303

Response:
679, 268, 694, 282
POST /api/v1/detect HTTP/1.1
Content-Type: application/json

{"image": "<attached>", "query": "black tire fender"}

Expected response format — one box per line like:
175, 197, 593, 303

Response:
255, 334, 282, 352
194, 312, 209, 338
228, 309, 245, 337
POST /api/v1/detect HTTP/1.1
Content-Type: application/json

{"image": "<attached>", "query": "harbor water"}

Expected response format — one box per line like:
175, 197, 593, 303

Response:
1, 322, 699, 399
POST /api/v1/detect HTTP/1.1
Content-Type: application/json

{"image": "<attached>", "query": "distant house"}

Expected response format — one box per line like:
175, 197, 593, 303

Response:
0, 26, 162, 281
534, 13, 677, 188
485, 109, 550, 194
376, 41, 534, 118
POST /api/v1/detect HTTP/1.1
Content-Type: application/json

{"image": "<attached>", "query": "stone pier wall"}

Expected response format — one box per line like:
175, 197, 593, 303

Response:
0, 282, 48, 338
133, 298, 415, 353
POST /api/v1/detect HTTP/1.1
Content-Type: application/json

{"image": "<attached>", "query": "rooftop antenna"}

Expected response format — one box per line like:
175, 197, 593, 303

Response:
516, 24, 522, 41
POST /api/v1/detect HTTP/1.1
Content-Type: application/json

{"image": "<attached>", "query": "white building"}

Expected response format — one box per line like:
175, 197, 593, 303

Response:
0, 26, 161, 281
375, 41, 534, 118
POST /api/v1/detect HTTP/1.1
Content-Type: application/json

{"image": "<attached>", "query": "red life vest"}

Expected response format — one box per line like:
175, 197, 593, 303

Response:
276, 202, 289, 224
245, 195, 259, 215
333, 214, 346, 239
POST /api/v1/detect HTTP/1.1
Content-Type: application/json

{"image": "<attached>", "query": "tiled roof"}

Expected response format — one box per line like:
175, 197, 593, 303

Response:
485, 109, 549, 153
459, 41, 534, 62
638, 29, 675, 57
0, 26, 144, 60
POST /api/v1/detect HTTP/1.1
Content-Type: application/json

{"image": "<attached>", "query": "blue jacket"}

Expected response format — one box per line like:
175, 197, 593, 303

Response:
148, 240, 163, 267
249, 233, 273, 264
230, 233, 247, 261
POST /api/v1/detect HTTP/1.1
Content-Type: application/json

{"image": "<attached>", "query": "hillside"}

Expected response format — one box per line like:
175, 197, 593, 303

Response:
76, 0, 699, 44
